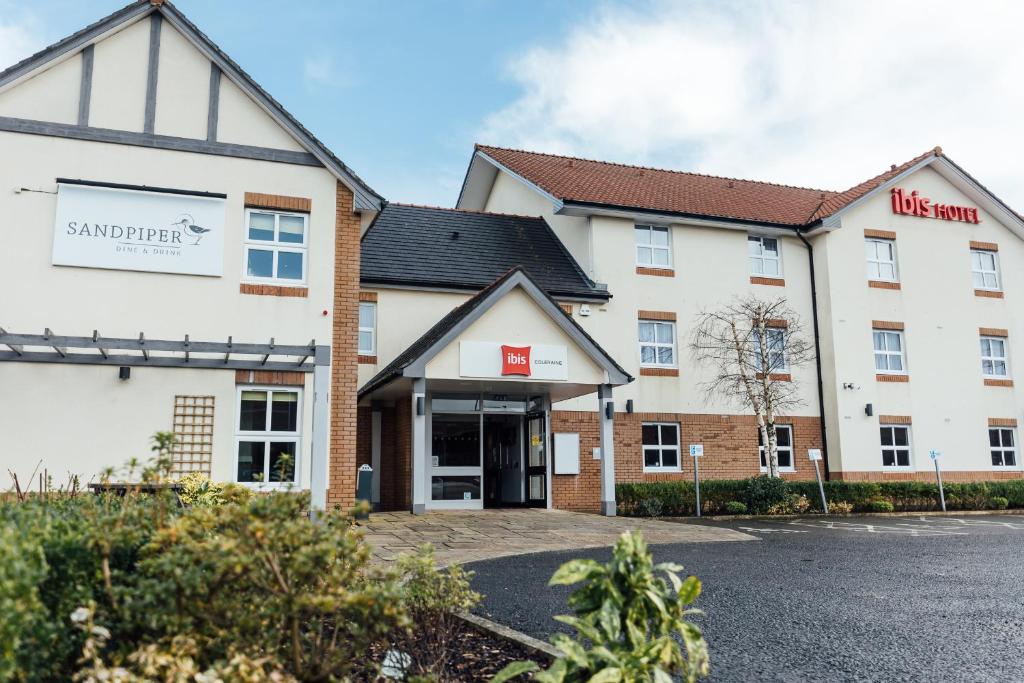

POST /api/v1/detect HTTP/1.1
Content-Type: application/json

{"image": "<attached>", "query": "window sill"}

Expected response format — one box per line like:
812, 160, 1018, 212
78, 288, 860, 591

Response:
975, 289, 1005, 299
636, 266, 675, 277
881, 467, 913, 471
760, 469, 796, 474
640, 367, 679, 377
868, 280, 902, 290
644, 467, 682, 474
750, 276, 786, 287
358, 354, 377, 364
239, 283, 308, 298
984, 378, 1014, 387
876, 373, 909, 383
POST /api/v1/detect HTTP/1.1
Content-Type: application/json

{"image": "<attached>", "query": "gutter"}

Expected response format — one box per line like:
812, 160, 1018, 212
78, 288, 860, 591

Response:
795, 228, 830, 480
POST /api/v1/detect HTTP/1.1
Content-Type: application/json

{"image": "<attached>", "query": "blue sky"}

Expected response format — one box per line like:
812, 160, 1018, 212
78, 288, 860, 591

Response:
4, 1, 1024, 209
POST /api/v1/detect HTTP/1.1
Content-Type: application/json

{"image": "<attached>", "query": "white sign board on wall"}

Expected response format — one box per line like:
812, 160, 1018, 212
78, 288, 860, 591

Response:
53, 183, 225, 276
553, 433, 580, 474
459, 341, 569, 381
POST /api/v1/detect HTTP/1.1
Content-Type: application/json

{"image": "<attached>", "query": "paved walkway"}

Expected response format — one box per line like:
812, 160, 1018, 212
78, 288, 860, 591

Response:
359, 508, 754, 565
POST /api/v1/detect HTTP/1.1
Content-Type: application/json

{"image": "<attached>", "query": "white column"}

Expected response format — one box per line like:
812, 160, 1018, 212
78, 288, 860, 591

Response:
309, 363, 330, 517
370, 405, 382, 510
411, 378, 427, 515
598, 384, 616, 516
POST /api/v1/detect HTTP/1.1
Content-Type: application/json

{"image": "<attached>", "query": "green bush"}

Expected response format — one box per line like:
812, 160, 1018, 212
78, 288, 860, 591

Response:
866, 500, 895, 513
991, 496, 1009, 510
742, 476, 789, 514
724, 501, 748, 514
494, 531, 709, 683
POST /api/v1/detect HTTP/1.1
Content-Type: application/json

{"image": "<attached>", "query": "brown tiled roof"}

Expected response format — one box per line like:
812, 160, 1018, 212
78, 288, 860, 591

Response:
476, 144, 942, 227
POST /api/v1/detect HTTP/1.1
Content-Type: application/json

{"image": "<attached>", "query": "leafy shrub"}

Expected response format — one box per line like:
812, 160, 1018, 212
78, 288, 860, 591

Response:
724, 501, 747, 514
866, 499, 894, 513
742, 476, 789, 515
767, 494, 811, 515
991, 496, 1009, 510
494, 531, 709, 683
828, 500, 854, 515
637, 497, 665, 518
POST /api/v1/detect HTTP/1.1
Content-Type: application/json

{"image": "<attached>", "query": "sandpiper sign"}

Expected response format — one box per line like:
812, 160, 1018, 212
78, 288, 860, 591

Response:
52, 181, 226, 276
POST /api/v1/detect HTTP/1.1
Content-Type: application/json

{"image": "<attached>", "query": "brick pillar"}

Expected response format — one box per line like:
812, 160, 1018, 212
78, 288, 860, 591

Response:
328, 181, 361, 509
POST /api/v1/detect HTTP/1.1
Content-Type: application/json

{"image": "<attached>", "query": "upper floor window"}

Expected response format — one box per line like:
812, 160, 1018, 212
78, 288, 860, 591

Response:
748, 235, 781, 276
873, 329, 905, 373
980, 336, 1009, 378
752, 327, 787, 373
244, 209, 308, 284
635, 225, 671, 268
359, 302, 376, 355
880, 425, 912, 468
971, 249, 1001, 291
642, 423, 680, 472
759, 425, 794, 471
990, 428, 1017, 468
638, 320, 676, 367
865, 238, 898, 282
236, 388, 300, 487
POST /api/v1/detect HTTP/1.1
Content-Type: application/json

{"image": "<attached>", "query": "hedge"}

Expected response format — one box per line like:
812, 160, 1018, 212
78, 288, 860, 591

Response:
616, 478, 1024, 516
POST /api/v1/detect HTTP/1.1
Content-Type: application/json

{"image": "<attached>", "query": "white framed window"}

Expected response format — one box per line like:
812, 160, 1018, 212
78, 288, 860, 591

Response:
748, 235, 781, 276
980, 336, 1009, 378
639, 320, 676, 367
642, 423, 680, 472
873, 329, 906, 373
880, 425, 912, 468
752, 327, 788, 373
358, 302, 376, 355
759, 425, 794, 472
243, 209, 308, 284
235, 387, 301, 487
971, 249, 1001, 290
635, 225, 671, 268
865, 238, 898, 282
990, 428, 1017, 468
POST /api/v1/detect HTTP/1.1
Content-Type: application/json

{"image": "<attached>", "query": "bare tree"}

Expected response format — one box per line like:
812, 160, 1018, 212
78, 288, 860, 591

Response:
690, 296, 815, 477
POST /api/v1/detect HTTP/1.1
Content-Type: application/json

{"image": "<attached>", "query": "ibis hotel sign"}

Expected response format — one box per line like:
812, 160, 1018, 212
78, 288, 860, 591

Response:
890, 187, 980, 224
460, 341, 569, 381
52, 182, 226, 276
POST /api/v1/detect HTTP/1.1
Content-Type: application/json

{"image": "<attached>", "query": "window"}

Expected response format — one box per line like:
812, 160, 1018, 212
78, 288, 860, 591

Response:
752, 327, 787, 373
980, 336, 1009, 378
759, 425, 794, 471
639, 320, 676, 367
990, 428, 1017, 468
358, 302, 376, 355
235, 388, 301, 486
642, 423, 680, 471
865, 238, 898, 282
748, 235, 781, 276
880, 425, 912, 468
243, 209, 308, 284
635, 225, 671, 267
971, 249, 1000, 290
873, 330, 905, 373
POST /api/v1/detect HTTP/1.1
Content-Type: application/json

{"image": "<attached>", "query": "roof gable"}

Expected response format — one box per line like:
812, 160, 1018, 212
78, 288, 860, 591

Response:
0, 0, 381, 210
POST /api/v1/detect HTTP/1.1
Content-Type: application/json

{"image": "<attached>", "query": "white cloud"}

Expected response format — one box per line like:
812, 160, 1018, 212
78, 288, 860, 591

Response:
302, 51, 355, 90
481, 0, 1024, 206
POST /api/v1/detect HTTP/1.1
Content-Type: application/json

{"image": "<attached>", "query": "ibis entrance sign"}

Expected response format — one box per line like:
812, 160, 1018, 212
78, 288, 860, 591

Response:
52, 182, 226, 276
460, 341, 568, 380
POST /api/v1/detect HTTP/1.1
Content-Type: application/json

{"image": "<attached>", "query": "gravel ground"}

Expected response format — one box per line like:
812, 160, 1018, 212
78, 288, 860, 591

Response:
468, 516, 1024, 682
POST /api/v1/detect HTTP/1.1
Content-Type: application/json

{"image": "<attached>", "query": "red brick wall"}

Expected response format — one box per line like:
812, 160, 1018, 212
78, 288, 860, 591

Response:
551, 410, 823, 512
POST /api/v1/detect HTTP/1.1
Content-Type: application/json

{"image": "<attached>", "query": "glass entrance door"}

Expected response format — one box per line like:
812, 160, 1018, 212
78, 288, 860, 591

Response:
525, 412, 547, 508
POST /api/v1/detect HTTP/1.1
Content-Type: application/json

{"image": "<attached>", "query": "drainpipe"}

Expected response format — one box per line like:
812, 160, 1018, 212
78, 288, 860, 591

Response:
796, 229, 830, 480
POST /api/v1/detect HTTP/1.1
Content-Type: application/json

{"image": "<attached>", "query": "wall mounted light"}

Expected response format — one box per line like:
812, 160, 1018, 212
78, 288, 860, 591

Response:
118, 366, 131, 381
416, 396, 425, 416
626, 399, 634, 414
605, 402, 614, 420
865, 403, 873, 417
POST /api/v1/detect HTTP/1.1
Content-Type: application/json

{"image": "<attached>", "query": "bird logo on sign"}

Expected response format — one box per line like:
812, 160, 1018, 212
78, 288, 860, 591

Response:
172, 214, 212, 245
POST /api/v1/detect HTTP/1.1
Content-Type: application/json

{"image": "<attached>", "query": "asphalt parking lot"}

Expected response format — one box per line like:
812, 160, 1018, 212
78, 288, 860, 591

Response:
468, 515, 1024, 682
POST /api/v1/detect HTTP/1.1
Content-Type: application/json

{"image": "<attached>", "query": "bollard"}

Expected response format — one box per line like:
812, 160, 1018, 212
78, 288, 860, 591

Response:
356, 464, 373, 520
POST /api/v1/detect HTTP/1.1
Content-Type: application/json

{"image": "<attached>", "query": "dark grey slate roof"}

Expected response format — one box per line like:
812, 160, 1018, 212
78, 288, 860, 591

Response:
359, 268, 630, 398
360, 204, 609, 300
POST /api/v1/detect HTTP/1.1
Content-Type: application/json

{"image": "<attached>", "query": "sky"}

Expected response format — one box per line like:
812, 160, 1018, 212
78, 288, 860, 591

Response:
3, 0, 1024, 210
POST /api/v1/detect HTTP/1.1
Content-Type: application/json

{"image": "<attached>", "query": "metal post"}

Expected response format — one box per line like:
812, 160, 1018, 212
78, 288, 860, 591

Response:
693, 455, 701, 518
935, 458, 946, 512
813, 460, 828, 514
309, 362, 330, 520
598, 384, 616, 517
411, 378, 427, 515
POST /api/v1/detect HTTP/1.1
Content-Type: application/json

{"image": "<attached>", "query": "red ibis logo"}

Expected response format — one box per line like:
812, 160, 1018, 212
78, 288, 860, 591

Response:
501, 345, 531, 376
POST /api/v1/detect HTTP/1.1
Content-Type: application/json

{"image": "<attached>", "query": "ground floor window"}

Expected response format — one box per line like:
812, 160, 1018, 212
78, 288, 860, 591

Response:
431, 475, 481, 500
235, 387, 300, 485
642, 423, 680, 472
990, 428, 1017, 468
880, 425, 912, 468
759, 425, 793, 471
